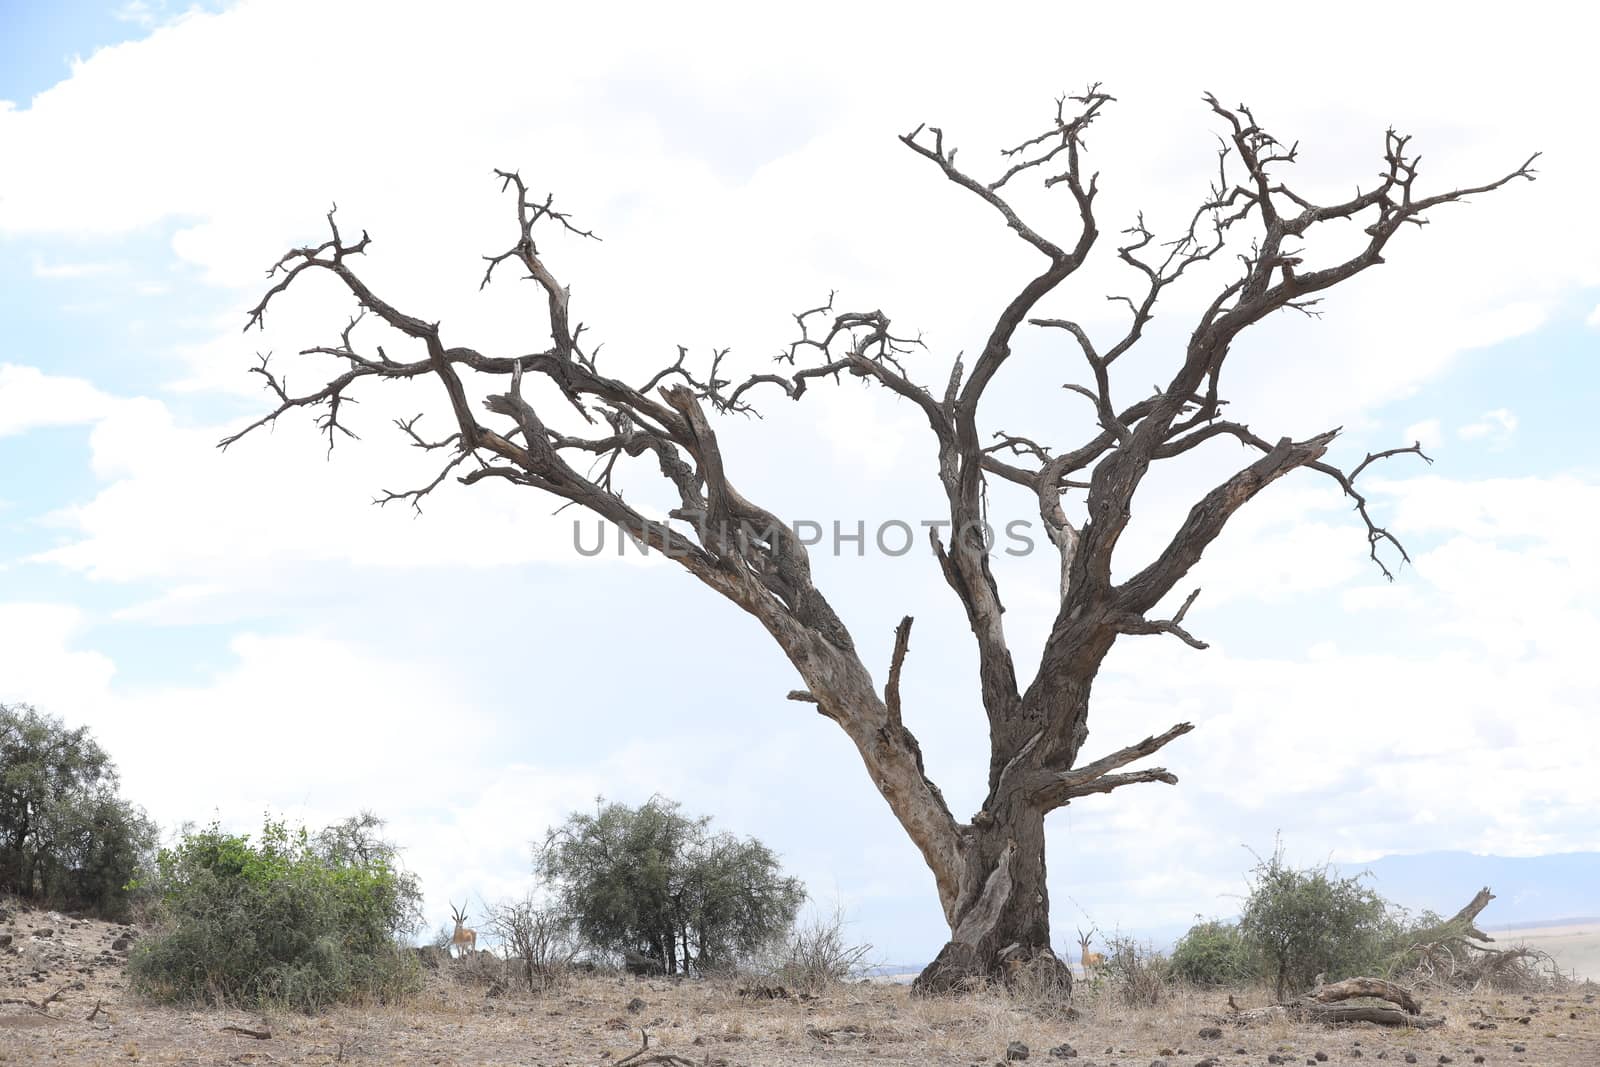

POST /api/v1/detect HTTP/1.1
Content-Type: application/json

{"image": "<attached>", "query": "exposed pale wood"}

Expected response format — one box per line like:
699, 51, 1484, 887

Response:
1226, 976, 1441, 1029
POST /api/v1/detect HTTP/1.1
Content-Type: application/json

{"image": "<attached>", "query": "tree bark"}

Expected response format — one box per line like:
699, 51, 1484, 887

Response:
914, 800, 1065, 994
228, 99, 1536, 1005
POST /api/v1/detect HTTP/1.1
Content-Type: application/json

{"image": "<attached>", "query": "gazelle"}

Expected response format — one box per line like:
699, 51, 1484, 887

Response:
448, 901, 478, 959
1076, 926, 1105, 978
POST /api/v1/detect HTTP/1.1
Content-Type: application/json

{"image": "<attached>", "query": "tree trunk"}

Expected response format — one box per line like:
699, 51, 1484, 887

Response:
913, 798, 1069, 994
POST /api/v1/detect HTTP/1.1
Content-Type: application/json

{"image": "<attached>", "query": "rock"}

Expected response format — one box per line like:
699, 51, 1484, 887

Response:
1511, 1045, 1525, 1053
1405, 1056, 1418, 1065
1316, 1054, 1329, 1063
37, 928, 53, 938
111, 937, 133, 952
1197, 1028, 1222, 1040
0, 933, 12, 949
1268, 1056, 1284, 1065
1048, 1044, 1077, 1058
626, 996, 646, 1013
1473, 1057, 1485, 1064
1006, 1040, 1030, 1061
1439, 1057, 1453, 1064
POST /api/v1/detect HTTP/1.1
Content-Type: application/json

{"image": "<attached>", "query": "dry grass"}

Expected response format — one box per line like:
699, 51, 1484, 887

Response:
2, 902, 1598, 1065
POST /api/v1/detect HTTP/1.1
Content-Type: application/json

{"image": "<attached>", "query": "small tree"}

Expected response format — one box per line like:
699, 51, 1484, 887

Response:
487, 893, 581, 992
0, 702, 155, 916
1239, 843, 1391, 1001
539, 797, 803, 975
316, 810, 425, 934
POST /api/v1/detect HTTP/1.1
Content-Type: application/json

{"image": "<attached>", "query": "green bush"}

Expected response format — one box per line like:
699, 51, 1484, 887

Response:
1239, 841, 1393, 1000
1170, 918, 1257, 987
0, 702, 156, 917
128, 815, 422, 1011
539, 796, 804, 975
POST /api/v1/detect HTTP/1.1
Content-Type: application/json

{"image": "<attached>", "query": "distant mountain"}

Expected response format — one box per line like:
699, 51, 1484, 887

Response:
1337, 851, 1600, 927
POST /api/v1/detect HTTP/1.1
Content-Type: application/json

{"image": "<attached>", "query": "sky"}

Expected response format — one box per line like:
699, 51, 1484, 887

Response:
1, 1, 1597, 963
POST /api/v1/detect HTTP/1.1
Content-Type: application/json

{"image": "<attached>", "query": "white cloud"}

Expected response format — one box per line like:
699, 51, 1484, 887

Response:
0, 363, 126, 437
30, 388, 607, 589
1403, 418, 1443, 450
1456, 408, 1519, 446
0, 0, 1591, 433
5, 469, 1600, 955
32, 258, 119, 279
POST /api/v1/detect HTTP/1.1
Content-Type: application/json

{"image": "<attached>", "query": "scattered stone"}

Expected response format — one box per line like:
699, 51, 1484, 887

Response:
111, 937, 133, 952
1316, 1054, 1329, 1063
1006, 1040, 1030, 1061
1439, 1057, 1453, 1064
1197, 1028, 1222, 1040
1268, 1056, 1284, 1065
1473, 1057, 1485, 1064
0, 933, 12, 949
1405, 1055, 1418, 1064
1511, 1044, 1525, 1053
36, 928, 53, 938
626, 996, 645, 1013
1048, 1043, 1077, 1058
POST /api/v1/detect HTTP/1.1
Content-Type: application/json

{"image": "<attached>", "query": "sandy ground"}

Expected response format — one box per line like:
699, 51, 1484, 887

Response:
3, 903, 1598, 1066
1484, 923, 1599, 984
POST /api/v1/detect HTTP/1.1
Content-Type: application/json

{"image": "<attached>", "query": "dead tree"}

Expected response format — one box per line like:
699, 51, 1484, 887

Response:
1226, 976, 1445, 1029
223, 89, 1536, 992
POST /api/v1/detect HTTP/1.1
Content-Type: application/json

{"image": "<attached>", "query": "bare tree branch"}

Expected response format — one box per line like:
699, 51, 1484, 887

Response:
224, 94, 1535, 989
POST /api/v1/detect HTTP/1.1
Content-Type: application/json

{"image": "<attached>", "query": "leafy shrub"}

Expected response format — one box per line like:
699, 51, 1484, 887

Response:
1170, 918, 1257, 987
539, 796, 804, 975
1239, 841, 1393, 1000
128, 815, 422, 1011
0, 703, 157, 917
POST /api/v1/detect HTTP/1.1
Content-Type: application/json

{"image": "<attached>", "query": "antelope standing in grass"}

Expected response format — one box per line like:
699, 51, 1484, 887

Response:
1076, 926, 1105, 978
449, 901, 478, 959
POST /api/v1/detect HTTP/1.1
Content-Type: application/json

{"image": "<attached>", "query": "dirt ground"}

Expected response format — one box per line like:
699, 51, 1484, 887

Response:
3, 903, 1597, 1067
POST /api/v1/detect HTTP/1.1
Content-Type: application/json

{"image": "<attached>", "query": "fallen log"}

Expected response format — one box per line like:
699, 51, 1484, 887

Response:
1224, 976, 1443, 1029
1308, 977, 1423, 1015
